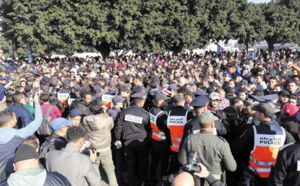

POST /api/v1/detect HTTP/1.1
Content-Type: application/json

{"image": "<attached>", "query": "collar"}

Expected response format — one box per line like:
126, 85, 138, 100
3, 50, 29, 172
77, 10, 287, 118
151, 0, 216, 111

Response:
63, 144, 79, 153
200, 130, 214, 134
13, 102, 24, 107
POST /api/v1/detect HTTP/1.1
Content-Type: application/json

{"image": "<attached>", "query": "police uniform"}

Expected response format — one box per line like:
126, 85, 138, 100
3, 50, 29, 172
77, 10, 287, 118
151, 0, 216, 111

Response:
167, 94, 194, 173
149, 93, 170, 184
268, 141, 300, 186
179, 111, 237, 186
114, 91, 150, 186
231, 104, 295, 186
109, 96, 125, 186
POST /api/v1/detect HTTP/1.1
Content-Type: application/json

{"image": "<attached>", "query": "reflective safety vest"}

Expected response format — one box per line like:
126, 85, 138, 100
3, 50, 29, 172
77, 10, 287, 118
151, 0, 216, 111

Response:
102, 94, 115, 109
167, 110, 189, 152
249, 125, 286, 178
149, 111, 166, 141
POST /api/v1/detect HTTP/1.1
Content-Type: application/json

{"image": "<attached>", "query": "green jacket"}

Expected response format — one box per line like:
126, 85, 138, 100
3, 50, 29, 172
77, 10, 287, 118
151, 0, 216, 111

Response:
179, 130, 236, 176
24, 104, 35, 120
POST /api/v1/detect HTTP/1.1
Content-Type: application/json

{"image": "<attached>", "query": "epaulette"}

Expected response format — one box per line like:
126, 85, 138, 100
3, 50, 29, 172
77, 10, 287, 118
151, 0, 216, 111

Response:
279, 142, 295, 151
217, 136, 227, 142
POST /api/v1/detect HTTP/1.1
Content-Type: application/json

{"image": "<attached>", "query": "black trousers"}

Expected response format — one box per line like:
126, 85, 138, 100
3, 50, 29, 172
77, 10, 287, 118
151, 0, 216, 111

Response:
169, 151, 181, 174
124, 140, 148, 186
112, 144, 124, 185
150, 139, 170, 182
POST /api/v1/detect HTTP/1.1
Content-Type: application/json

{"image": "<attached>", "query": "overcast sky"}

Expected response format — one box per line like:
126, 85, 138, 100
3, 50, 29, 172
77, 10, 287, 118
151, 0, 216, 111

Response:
248, 0, 271, 3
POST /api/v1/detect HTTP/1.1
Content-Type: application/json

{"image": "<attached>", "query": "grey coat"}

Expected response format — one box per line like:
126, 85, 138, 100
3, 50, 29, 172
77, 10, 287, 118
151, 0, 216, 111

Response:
46, 144, 101, 186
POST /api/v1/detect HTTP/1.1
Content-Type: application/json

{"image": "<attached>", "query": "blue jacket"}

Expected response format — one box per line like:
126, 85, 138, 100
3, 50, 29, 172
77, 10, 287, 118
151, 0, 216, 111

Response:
0, 102, 42, 182
7, 103, 32, 129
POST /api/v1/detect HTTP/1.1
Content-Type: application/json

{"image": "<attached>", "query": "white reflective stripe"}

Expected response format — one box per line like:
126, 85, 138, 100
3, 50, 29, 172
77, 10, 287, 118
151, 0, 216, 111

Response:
171, 137, 181, 142
249, 166, 271, 173
153, 132, 166, 140
249, 156, 274, 166
172, 144, 180, 148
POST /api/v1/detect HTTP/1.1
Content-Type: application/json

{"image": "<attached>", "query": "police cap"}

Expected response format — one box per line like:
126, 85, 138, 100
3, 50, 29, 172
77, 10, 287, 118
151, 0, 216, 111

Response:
260, 94, 278, 103
131, 91, 147, 100
154, 92, 170, 102
193, 89, 208, 97
251, 103, 274, 118
190, 96, 209, 108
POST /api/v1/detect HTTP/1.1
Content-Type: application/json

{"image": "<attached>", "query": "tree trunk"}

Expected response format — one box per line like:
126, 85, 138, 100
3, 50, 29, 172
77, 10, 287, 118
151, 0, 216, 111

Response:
95, 42, 111, 60
266, 38, 275, 52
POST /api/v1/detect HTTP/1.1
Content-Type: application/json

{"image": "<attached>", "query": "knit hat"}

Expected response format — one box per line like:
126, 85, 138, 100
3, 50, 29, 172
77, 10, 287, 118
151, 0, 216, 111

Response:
13, 144, 39, 163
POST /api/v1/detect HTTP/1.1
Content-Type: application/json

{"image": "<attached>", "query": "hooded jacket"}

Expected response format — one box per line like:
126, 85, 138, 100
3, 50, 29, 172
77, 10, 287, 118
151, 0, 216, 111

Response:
0, 169, 70, 186
82, 113, 114, 149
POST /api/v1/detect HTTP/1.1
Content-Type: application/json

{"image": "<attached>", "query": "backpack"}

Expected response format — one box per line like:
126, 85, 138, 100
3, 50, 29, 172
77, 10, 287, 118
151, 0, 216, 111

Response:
39, 138, 64, 167
37, 105, 54, 136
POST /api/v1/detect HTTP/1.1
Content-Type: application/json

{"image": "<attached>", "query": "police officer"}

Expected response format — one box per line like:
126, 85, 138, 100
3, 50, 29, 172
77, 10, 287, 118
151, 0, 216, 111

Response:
114, 91, 150, 186
268, 121, 300, 186
179, 111, 237, 186
181, 95, 210, 146
231, 103, 295, 186
149, 92, 170, 185
118, 85, 131, 109
167, 93, 194, 174
109, 95, 126, 185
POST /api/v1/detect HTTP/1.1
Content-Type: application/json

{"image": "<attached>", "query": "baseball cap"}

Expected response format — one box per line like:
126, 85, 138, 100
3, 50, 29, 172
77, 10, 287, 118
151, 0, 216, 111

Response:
13, 144, 39, 163
154, 92, 170, 102
251, 103, 274, 118
51, 118, 73, 131
0, 76, 5, 81
199, 111, 218, 124
209, 92, 220, 100
282, 104, 299, 117
113, 95, 126, 104
69, 109, 82, 117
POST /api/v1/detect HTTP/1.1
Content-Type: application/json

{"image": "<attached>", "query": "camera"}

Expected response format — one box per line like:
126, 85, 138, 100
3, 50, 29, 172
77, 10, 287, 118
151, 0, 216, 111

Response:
82, 146, 99, 157
181, 151, 200, 174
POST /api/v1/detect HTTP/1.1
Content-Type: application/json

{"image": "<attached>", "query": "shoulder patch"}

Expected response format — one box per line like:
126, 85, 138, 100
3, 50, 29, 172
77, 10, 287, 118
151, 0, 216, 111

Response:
279, 142, 295, 151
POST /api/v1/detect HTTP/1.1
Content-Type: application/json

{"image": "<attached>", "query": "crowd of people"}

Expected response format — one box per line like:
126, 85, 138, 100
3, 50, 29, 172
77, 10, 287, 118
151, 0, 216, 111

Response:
0, 49, 300, 186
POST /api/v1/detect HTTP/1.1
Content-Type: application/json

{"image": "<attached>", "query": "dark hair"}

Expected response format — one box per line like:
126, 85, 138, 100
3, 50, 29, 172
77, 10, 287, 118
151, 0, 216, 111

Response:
14, 86, 23, 93
89, 102, 104, 115
80, 90, 92, 99
66, 126, 86, 143
288, 80, 298, 86
40, 93, 50, 103
253, 89, 264, 96
0, 110, 15, 126
6, 94, 13, 106
12, 92, 24, 103
230, 97, 242, 106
